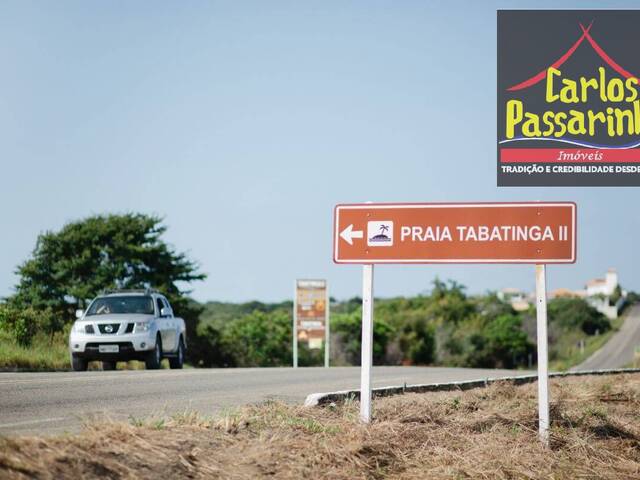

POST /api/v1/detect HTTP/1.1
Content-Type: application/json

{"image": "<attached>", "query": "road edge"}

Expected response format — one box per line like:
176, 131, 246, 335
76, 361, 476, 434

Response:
303, 368, 640, 407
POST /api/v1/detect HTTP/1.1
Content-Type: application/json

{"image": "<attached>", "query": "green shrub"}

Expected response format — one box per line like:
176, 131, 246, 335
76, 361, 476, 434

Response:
0, 304, 54, 346
220, 310, 292, 367
331, 312, 394, 365
466, 315, 534, 369
548, 298, 610, 335
398, 315, 436, 365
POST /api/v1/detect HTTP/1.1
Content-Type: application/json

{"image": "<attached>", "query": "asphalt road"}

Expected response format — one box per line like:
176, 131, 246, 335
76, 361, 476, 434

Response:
0, 366, 526, 436
573, 304, 640, 371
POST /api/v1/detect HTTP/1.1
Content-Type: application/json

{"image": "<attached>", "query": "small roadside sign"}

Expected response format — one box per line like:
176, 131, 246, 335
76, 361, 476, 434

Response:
295, 280, 327, 348
334, 202, 576, 264
333, 201, 577, 446
293, 279, 330, 368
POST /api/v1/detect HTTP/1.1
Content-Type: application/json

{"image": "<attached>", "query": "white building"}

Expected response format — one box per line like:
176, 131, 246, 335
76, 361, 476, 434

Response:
584, 269, 625, 319
585, 268, 618, 297
498, 269, 624, 319
497, 288, 530, 312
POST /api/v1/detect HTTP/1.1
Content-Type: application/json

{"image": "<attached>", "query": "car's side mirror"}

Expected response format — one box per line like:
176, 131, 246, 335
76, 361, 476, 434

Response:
75, 309, 84, 319
160, 307, 169, 317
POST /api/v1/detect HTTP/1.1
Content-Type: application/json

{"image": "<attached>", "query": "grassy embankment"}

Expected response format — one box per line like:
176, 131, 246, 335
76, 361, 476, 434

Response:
1, 374, 640, 479
549, 308, 627, 371
0, 331, 69, 371
0, 331, 172, 371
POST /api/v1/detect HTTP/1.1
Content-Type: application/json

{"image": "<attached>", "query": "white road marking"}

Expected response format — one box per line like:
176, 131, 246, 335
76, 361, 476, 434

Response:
0, 367, 290, 386
0, 370, 207, 386
0, 417, 66, 429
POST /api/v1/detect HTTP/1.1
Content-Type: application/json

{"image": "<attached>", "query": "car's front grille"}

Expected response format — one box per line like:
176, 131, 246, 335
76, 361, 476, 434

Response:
98, 323, 120, 334
125, 323, 134, 333
85, 324, 95, 334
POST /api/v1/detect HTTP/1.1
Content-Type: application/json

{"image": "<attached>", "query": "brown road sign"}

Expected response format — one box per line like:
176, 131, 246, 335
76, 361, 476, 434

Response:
333, 202, 576, 264
295, 279, 327, 348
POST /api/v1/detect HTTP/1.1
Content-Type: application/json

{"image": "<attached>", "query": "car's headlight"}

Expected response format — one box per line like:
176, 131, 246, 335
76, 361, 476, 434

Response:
73, 323, 94, 334
135, 322, 151, 333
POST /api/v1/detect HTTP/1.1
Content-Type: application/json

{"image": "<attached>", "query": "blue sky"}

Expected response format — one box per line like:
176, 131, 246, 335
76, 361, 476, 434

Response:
1, 1, 639, 302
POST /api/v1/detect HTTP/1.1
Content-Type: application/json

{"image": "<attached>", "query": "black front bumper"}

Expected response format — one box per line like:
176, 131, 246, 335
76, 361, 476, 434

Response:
75, 342, 149, 361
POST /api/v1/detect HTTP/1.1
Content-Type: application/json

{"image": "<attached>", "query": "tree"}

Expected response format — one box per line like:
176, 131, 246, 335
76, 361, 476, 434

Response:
9, 213, 205, 331
609, 285, 623, 305
430, 278, 475, 325
626, 290, 640, 304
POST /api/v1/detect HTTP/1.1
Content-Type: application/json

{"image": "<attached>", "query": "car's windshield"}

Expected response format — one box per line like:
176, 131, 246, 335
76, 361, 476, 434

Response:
86, 296, 154, 316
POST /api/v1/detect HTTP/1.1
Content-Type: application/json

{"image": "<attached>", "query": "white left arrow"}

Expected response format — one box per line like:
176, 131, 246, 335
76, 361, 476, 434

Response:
340, 224, 364, 245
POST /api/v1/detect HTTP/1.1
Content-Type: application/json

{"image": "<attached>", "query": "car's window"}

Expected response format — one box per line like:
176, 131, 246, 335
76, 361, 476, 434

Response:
86, 296, 154, 316
162, 298, 172, 316
156, 298, 164, 316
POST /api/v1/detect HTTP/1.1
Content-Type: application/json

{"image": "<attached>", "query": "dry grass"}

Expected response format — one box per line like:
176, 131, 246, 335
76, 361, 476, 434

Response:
2, 374, 640, 479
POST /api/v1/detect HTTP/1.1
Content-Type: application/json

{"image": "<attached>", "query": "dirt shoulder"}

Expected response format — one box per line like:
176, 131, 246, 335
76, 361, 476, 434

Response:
2, 374, 640, 479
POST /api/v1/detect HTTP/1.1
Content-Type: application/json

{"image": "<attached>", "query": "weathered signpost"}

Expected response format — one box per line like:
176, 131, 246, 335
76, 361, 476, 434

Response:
293, 279, 330, 368
333, 201, 576, 445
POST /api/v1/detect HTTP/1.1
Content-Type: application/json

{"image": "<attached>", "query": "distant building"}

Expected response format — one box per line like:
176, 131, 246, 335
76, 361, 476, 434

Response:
497, 287, 524, 302
497, 288, 530, 311
549, 288, 585, 299
585, 268, 618, 297
500, 268, 625, 319
583, 269, 624, 319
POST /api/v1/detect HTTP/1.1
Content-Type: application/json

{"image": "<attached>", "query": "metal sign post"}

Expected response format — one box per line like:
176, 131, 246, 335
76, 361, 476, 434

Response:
535, 264, 550, 446
360, 264, 374, 423
324, 282, 330, 368
293, 280, 298, 368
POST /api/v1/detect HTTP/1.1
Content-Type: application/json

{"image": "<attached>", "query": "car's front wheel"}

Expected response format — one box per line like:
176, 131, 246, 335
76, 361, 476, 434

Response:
71, 354, 88, 372
145, 336, 162, 370
169, 337, 185, 369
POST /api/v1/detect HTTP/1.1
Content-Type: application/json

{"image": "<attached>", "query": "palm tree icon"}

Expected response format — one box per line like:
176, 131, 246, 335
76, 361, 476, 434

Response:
379, 225, 389, 236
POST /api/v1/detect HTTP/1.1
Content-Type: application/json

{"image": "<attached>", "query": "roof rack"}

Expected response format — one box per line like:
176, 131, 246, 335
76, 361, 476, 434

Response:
101, 288, 159, 296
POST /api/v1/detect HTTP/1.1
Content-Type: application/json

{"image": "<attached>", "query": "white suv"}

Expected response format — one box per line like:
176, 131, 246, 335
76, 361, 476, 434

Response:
69, 290, 187, 371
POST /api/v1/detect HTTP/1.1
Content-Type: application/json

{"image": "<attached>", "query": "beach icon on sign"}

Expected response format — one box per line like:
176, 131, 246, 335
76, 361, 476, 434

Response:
367, 221, 393, 247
